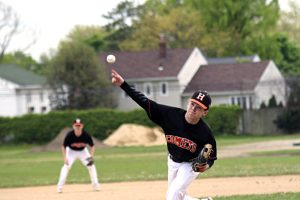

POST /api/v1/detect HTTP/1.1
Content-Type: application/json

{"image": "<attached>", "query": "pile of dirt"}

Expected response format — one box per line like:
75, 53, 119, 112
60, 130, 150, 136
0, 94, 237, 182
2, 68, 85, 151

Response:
32, 123, 166, 151
32, 127, 107, 152
103, 124, 166, 147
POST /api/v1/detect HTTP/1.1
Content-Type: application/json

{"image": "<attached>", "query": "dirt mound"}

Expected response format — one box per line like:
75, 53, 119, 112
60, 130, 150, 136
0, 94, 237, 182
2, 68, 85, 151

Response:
32, 127, 107, 152
103, 124, 166, 147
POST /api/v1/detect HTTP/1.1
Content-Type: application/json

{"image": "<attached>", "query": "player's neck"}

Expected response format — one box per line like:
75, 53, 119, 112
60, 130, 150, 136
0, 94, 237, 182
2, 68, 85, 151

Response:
184, 114, 200, 125
74, 130, 82, 136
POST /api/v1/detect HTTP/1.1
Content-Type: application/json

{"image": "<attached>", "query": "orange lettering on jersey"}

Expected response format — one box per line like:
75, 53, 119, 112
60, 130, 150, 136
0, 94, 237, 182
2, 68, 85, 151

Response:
71, 143, 87, 148
174, 136, 182, 146
165, 135, 197, 153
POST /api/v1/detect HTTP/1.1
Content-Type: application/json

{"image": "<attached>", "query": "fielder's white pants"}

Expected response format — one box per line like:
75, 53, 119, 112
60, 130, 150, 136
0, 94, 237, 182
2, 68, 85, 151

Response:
57, 147, 100, 189
166, 155, 200, 200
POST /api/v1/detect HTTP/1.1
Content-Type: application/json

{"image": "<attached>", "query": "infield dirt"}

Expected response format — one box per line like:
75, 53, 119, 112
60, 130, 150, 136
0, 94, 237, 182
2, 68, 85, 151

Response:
1, 175, 300, 200
4, 131, 300, 200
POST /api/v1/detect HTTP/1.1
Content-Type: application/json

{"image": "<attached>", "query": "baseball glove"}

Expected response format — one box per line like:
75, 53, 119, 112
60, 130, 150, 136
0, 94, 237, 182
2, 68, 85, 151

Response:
192, 144, 213, 172
86, 157, 94, 166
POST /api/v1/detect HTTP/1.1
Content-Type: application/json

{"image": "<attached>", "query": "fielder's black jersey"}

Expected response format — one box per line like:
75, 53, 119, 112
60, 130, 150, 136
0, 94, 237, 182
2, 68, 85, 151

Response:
121, 81, 217, 167
63, 130, 94, 151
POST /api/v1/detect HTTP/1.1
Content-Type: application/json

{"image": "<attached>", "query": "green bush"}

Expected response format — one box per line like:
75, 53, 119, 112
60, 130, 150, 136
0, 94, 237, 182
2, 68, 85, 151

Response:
0, 109, 154, 144
0, 105, 241, 144
274, 108, 300, 133
205, 105, 241, 135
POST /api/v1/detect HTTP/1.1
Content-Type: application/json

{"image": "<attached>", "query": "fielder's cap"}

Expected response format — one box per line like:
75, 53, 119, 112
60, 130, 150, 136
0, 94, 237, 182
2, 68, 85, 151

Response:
190, 90, 211, 110
73, 118, 83, 126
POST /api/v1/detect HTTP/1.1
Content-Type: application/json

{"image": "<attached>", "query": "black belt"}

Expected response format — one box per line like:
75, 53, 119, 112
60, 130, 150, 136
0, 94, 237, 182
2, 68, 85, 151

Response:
169, 154, 196, 163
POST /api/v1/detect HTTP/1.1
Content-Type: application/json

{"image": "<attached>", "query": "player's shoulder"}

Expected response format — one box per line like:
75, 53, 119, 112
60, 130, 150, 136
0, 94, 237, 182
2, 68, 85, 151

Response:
163, 104, 185, 113
66, 129, 74, 136
82, 130, 92, 137
155, 103, 184, 114
200, 119, 213, 133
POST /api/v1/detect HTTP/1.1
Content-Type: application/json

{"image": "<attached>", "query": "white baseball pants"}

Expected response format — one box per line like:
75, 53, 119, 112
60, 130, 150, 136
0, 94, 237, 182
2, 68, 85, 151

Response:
57, 147, 100, 189
166, 155, 200, 200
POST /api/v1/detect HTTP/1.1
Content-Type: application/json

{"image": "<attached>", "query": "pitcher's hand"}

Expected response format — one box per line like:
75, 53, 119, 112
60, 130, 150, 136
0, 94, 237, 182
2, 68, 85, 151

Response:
111, 69, 124, 86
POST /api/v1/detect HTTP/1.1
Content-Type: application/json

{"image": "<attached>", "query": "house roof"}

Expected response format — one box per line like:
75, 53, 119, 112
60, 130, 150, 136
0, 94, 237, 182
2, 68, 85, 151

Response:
184, 61, 271, 94
0, 64, 46, 86
207, 55, 259, 64
100, 48, 194, 80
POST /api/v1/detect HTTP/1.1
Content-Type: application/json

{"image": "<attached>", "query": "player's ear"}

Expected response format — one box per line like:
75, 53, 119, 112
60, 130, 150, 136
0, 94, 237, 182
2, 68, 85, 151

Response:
203, 109, 209, 116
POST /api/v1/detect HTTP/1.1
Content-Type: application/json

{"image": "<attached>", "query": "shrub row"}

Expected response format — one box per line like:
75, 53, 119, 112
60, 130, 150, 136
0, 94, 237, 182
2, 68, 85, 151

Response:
275, 107, 300, 133
0, 105, 241, 144
205, 105, 241, 135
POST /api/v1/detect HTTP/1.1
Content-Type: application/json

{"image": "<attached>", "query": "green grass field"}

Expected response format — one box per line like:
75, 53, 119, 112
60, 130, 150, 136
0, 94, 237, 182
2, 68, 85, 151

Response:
216, 192, 300, 200
0, 134, 299, 199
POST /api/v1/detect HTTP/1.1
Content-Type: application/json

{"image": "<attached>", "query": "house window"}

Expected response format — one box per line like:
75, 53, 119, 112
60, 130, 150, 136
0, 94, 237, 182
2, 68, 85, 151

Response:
28, 107, 34, 113
231, 97, 235, 105
41, 106, 47, 113
144, 83, 153, 97
249, 96, 253, 110
160, 82, 168, 96
237, 97, 241, 106
242, 96, 247, 109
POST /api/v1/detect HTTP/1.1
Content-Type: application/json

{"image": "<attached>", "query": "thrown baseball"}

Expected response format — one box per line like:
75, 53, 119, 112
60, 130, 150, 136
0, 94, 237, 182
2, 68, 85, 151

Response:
106, 54, 116, 63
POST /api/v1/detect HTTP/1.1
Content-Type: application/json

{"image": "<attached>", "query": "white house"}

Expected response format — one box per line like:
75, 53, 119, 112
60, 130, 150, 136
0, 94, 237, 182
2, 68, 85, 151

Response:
100, 40, 287, 110
182, 60, 287, 109
0, 64, 52, 117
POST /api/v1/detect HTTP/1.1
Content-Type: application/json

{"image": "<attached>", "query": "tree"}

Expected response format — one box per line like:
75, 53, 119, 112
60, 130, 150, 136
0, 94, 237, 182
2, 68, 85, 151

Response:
0, 2, 19, 61
66, 25, 108, 52
140, 0, 183, 16
242, 33, 282, 63
286, 76, 300, 108
0, 2, 36, 61
46, 41, 114, 110
111, 0, 281, 57
1, 51, 43, 74
268, 95, 277, 108
242, 33, 300, 75
120, 7, 230, 56
185, 0, 280, 56
275, 107, 300, 133
278, 0, 300, 47
102, 0, 143, 51
260, 102, 267, 109
277, 35, 300, 75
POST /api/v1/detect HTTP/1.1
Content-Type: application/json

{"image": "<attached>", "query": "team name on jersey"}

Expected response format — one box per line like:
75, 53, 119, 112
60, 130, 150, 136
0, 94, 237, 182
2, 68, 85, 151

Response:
165, 135, 197, 153
71, 142, 87, 148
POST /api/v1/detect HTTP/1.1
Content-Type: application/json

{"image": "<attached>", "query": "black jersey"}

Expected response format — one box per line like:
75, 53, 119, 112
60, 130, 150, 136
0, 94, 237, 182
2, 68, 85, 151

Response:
63, 130, 94, 151
121, 81, 217, 167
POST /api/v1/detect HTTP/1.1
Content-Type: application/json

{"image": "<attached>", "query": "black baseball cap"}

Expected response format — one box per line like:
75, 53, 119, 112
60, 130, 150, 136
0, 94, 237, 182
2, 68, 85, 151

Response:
190, 90, 211, 110
73, 118, 83, 126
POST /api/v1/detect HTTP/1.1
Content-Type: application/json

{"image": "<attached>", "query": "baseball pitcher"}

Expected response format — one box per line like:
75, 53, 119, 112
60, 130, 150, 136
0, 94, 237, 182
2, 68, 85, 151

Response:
111, 69, 217, 200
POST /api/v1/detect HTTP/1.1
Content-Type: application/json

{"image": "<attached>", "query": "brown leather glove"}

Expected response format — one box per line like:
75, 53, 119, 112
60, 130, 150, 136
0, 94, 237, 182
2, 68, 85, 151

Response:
192, 144, 213, 172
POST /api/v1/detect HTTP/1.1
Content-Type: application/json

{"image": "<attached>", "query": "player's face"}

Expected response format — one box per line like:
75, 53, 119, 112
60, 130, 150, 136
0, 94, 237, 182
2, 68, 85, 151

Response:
186, 101, 208, 119
73, 124, 83, 135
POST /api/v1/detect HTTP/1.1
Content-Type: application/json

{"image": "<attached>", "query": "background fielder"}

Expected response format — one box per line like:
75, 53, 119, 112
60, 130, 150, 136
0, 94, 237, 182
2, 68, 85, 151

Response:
57, 119, 100, 193
111, 69, 217, 200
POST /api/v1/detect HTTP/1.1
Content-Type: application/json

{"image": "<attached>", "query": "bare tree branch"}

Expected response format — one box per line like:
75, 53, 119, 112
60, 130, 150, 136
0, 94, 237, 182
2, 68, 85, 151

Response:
0, 2, 37, 61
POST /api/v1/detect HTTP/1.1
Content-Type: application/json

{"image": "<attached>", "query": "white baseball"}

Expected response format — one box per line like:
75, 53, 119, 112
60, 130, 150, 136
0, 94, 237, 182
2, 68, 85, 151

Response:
106, 54, 116, 63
